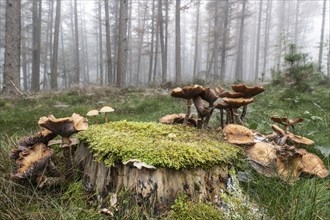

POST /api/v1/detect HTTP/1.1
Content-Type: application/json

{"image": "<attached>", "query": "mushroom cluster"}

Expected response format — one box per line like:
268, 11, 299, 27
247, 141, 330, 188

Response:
167, 83, 264, 129
223, 121, 328, 182
10, 113, 88, 186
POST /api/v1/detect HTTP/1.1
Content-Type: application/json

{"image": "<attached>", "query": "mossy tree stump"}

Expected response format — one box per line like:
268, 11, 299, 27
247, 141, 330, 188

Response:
75, 121, 240, 213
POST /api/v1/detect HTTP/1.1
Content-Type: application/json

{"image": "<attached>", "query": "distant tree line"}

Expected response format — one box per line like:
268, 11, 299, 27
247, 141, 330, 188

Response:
0, 0, 329, 95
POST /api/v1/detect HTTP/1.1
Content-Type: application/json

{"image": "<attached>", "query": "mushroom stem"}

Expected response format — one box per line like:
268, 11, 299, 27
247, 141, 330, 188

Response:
104, 113, 109, 123
62, 136, 74, 181
183, 99, 192, 125
220, 108, 224, 129
46, 160, 61, 177
240, 105, 247, 121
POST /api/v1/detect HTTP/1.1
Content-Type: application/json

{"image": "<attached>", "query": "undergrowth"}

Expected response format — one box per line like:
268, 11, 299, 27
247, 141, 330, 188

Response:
0, 85, 329, 219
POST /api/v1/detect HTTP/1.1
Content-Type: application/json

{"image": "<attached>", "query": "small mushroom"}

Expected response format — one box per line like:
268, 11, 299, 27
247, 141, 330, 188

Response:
86, 109, 100, 124
271, 116, 304, 132
223, 124, 255, 145
99, 106, 114, 123
38, 113, 88, 180
231, 83, 264, 120
271, 124, 314, 146
159, 113, 197, 127
171, 85, 205, 125
223, 97, 254, 124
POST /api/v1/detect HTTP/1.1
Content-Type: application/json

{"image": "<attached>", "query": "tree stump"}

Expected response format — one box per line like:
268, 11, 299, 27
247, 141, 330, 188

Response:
75, 121, 239, 214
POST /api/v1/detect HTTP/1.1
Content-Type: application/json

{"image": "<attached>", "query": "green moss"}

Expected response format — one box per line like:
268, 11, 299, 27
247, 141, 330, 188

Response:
78, 121, 240, 169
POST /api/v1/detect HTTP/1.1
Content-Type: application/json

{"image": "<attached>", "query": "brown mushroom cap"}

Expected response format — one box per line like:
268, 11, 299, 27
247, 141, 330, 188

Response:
231, 83, 265, 98
13, 143, 54, 179
247, 142, 277, 166
223, 124, 255, 145
170, 85, 204, 99
159, 113, 186, 124
38, 113, 88, 137
297, 149, 329, 178
214, 101, 230, 109
17, 128, 57, 149
271, 116, 304, 127
200, 87, 218, 104
223, 97, 254, 108
99, 106, 115, 113
287, 133, 315, 145
271, 125, 286, 136
218, 91, 245, 98
276, 153, 304, 181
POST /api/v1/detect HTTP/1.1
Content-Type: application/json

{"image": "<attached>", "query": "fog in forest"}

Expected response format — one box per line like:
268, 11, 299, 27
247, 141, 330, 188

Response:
0, 0, 329, 93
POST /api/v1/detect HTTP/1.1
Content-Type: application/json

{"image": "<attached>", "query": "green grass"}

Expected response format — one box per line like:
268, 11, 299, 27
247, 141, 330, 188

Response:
0, 84, 329, 219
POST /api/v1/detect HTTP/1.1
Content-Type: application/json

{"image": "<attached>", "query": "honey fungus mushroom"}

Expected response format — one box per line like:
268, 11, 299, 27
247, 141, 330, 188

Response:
99, 106, 114, 123
271, 116, 304, 132
11, 143, 54, 184
38, 113, 88, 180
171, 85, 206, 126
223, 124, 255, 145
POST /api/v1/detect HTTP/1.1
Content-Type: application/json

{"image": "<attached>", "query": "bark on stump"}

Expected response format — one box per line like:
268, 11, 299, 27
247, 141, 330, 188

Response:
75, 143, 229, 213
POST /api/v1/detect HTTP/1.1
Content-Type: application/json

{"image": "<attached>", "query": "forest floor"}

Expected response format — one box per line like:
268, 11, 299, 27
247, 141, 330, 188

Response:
0, 83, 329, 219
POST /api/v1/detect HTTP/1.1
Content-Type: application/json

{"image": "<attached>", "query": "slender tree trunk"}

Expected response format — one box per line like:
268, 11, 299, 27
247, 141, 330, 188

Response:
193, 0, 200, 80
31, 0, 42, 92
153, 13, 160, 82
213, 1, 219, 80
116, 0, 128, 88
164, 0, 169, 82
104, 0, 113, 85
254, 0, 263, 82
2, 0, 21, 95
220, 0, 229, 81
74, 0, 80, 85
294, 0, 300, 44
158, 0, 166, 83
175, 0, 181, 83
98, 1, 104, 86
127, 0, 133, 85
148, 0, 156, 84
136, 3, 147, 85
50, 0, 61, 90
82, 7, 90, 85
60, 23, 67, 89
113, 0, 119, 82
235, 0, 247, 81
261, 0, 272, 82
275, 0, 285, 71
318, 0, 327, 72
43, 0, 54, 90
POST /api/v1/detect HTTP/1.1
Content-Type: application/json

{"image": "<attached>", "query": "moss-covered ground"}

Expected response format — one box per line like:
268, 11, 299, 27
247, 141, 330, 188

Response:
78, 121, 239, 169
0, 83, 329, 219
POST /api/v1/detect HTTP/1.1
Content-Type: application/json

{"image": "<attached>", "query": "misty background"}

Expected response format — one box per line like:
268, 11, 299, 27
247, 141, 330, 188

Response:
0, 0, 329, 93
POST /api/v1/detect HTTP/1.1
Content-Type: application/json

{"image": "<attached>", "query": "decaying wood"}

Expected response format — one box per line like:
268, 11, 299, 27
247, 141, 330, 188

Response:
75, 143, 229, 213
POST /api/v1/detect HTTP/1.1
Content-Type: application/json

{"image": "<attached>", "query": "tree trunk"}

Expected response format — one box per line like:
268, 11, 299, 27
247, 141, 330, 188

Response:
136, 3, 147, 85
43, 0, 54, 90
193, 0, 200, 80
213, 1, 219, 80
116, 0, 128, 88
261, 0, 272, 82
220, 0, 229, 81
98, 1, 104, 86
50, 0, 61, 90
60, 23, 68, 89
148, 0, 156, 84
2, 0, 21, 95
158, 0, 166, 83
74, 0, 80, 85
254, 0, 263, 82
235, 0, 247, 82
175, 0, 181, 83
31, 0, 42, 92
104, 0, 113, 86
318, 0, 327, 72
293, 0, 300, 44
275, 1, 285, 71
